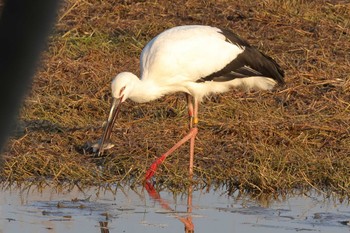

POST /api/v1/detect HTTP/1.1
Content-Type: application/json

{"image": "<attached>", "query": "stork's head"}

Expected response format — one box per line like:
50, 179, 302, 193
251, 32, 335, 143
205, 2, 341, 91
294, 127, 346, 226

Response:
111, 72, 139, 102
97, 72, 138, 155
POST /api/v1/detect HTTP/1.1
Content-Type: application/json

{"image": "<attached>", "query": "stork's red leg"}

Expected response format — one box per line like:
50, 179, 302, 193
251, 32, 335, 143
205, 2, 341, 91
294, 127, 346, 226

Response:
189, 97, 198, 178
145, 127, 198, 181
144, 95, 199, 181
186, 94, 194, 129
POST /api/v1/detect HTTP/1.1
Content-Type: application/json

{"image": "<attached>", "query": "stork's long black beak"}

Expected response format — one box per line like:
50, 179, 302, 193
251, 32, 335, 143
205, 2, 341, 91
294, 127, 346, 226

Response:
98, 97, 123, 156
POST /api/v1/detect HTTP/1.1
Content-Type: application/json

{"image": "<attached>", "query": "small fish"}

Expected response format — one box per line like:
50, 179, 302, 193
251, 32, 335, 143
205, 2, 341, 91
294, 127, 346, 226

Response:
90, 139, 115, 153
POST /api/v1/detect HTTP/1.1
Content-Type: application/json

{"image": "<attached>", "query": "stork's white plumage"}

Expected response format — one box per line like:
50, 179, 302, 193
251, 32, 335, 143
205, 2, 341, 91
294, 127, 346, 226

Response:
97, 25, 285, 180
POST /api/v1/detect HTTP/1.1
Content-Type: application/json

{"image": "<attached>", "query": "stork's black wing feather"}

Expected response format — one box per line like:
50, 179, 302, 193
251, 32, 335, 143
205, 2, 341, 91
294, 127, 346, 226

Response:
197, 29, 285, 85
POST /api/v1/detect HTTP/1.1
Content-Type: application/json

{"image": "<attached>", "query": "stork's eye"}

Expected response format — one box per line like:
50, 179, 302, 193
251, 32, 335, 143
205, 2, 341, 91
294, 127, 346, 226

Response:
119, 86, 126, 96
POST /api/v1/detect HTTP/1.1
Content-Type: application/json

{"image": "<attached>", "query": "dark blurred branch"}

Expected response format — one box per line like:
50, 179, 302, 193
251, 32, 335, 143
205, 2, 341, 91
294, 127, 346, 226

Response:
0, 0, 60, 165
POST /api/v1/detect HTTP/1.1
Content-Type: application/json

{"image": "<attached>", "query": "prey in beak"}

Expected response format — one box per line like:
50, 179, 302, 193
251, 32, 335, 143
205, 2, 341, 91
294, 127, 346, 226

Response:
97, 96, 123, 156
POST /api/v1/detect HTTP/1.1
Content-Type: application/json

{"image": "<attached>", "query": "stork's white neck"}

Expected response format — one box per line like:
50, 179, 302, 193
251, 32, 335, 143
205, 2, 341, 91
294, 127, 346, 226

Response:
113, 72, 189, 103
128, 78, 172, 103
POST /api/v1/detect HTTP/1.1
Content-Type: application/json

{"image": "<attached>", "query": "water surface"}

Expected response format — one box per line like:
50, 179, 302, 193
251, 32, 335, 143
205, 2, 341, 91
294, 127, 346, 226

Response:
1, 184, 350, 233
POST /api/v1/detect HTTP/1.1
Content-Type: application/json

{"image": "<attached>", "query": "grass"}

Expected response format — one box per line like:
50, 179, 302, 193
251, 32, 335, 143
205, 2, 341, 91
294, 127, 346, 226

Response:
1, 0, 350, 197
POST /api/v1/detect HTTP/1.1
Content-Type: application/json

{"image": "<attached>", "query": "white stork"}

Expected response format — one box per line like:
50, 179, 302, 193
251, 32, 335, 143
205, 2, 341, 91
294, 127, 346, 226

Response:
96, 25, 285, 180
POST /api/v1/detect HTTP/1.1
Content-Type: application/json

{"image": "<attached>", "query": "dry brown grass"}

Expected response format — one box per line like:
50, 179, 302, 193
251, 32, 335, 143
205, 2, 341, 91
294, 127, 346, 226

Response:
1, 0, 350, 196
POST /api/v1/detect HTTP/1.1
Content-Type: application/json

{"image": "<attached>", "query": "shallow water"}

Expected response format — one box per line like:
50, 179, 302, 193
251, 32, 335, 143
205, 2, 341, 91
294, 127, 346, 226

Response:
1, 183, 350, 233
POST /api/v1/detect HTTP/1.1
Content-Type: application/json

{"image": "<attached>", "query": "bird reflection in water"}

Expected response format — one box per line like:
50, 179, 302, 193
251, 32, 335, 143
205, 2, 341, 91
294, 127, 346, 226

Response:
145, 181, 194, 233
99, 221, 109, 233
